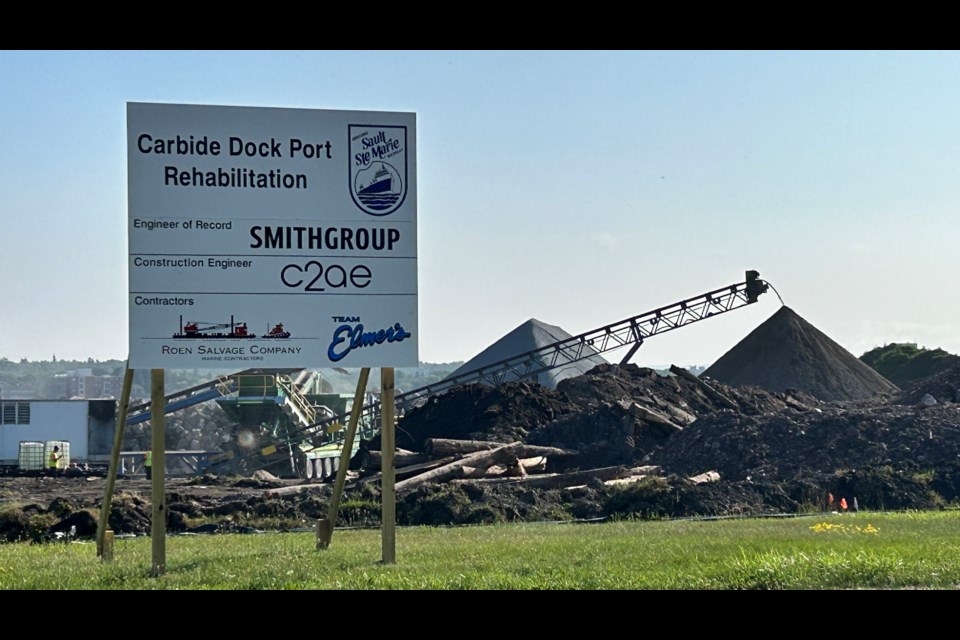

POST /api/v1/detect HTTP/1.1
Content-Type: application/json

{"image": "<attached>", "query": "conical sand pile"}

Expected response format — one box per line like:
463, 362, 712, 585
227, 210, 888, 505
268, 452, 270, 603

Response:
446, 319, 608, 389
703, 306, 899, 401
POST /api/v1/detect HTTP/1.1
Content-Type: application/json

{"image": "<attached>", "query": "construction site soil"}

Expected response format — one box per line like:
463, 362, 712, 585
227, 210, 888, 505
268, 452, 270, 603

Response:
2, 307, 958, 542
900, 364, 960, 404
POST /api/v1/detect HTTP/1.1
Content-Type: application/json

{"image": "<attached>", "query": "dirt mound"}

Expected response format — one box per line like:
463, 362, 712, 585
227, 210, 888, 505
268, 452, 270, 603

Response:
524, 364, 817, 469
528, 401, 676, 469
49, 509, 98, 537
393, 364, 821, 469
655, 402, 960, 483
603, 470, 938, 519
559, 364, 717, 413
558, 363, 818, 416
106, 493, 153, 535
391, 382, 578, 451
703, 306, 900, 401
901, 364, 960, 404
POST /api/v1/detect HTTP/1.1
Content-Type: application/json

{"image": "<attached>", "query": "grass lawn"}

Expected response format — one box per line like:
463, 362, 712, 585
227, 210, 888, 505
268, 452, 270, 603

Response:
1, 511, 959, 589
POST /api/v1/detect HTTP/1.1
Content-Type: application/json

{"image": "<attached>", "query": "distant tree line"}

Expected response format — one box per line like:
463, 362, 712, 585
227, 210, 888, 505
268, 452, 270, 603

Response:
0, 357, 463, 400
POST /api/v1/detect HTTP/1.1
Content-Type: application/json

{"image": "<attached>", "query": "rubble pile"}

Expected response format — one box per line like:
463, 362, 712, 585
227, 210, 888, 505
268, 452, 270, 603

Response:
122, 402, 235, 453
402, 364, 816, 470
391, 381, 578, 451
901, 363, 960, 404
656, 402, 960, 481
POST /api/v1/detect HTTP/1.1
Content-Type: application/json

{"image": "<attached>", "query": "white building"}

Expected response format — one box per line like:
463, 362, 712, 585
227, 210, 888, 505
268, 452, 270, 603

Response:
0, 399, 116, 465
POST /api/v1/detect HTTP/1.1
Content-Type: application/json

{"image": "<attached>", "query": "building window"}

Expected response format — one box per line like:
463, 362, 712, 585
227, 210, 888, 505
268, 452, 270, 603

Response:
0, 402, 30, 425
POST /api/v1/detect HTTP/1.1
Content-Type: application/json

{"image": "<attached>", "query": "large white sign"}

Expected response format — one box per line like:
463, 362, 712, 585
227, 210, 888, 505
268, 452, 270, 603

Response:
128, 103, 417, 369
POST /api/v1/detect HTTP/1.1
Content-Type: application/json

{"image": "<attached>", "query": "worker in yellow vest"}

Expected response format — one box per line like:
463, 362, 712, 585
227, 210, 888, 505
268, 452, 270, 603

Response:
144, 450, 153, 480
48, 445, 62, 476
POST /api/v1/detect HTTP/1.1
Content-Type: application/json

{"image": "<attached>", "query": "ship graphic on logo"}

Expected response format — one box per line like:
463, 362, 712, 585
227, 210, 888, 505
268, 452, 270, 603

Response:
349, 125, 408, 216
354, 162, 402, 211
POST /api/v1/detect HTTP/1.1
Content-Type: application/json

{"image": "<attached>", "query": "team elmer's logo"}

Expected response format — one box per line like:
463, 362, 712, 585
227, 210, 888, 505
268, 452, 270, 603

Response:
349, 125, 407, 216
327, 319, 412, 362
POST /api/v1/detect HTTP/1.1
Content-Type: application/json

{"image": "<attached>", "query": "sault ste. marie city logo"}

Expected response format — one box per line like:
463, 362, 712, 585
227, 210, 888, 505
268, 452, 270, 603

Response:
349, 125, 408, 216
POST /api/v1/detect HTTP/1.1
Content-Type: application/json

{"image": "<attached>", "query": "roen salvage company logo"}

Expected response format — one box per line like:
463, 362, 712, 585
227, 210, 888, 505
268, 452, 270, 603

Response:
349, 125, 407, 216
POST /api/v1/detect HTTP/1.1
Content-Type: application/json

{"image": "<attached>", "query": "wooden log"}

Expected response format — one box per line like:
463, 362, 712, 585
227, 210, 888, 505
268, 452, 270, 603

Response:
604, 475, 649, 487
624, 403, 684, 433
266, 483, 334, 498
519, 456, 547, 473
459, 465, 508, 479
356, 456, 457, 485
663, 404, 698, 426
395, 443, 576, 493
669, 365, 739, 410
503, 458, 527, 478
425, 438, 502, 456
687, 470, 721, 485
454, 465, 641, 489
366, 451, 428, 471
506, 443, 578, 459
455, 445, 575, 470
395, 446, 510, 493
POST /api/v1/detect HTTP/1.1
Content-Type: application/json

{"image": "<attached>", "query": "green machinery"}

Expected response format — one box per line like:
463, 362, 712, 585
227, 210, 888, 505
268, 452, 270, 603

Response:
212, 371, 377, 478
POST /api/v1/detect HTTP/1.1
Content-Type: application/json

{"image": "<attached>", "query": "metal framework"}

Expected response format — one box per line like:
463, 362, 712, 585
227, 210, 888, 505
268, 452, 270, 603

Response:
124, 367, 304, 425
213, 271, 769, 474
306, 272, 768, 445
397, 279, 757, 402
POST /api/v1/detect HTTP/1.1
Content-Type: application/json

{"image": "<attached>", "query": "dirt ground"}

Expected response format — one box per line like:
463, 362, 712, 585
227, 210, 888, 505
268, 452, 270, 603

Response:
0, 474, 288, 507
0, 473, 333, 542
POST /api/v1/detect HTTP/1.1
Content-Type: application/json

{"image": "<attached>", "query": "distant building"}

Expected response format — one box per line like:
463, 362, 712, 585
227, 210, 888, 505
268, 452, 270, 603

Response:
0, 385, 40, 399
51, 369, 123, 399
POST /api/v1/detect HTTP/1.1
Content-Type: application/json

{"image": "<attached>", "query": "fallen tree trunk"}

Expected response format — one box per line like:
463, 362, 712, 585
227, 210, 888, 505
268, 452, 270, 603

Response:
356, 456, 457, 486
670, 365, 738, 411
503, 458, 527, 478
503, 444, 577, 459
395, 443, 577, 493
425, 438, 502, 457
625, 403, 684, 433
519, 456, 547, 473
265, 483, 331, 498
454, 465, 644, 490
604, 467, 662, 486
365, 450, 427, 471
687, 470, 721, 485
459, 465, 508, 479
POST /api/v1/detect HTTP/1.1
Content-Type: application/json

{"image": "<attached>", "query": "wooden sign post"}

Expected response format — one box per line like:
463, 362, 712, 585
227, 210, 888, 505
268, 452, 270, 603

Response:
317, 367, 371, 549
381, 367, 396, 564
150, 368, 166, 577
96, 365, 134, 560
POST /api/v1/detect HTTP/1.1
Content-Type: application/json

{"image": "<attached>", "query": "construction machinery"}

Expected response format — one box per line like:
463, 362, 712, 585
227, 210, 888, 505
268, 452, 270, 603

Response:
122, 367, 353, 478
227, 270, 772, 477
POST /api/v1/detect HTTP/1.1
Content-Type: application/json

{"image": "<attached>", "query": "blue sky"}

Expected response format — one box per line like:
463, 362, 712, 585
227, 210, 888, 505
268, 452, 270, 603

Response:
2, 51, 958, 367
